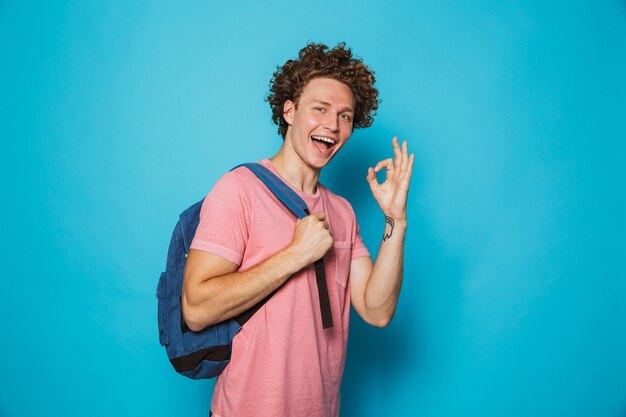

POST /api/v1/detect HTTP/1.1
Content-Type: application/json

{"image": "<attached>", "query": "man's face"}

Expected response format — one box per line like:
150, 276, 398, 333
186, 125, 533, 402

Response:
282, 77, 355, 170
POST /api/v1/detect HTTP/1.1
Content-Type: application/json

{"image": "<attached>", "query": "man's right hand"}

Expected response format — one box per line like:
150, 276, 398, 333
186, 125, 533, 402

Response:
289, 212, 334, 266
183, 212, 334, 330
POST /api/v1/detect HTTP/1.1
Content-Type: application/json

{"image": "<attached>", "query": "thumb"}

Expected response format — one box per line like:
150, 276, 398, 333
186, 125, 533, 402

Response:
366, 167, 378, 188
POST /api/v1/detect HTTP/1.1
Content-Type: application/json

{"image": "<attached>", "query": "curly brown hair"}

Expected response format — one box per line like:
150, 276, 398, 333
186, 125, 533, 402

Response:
266, 42, 379, 138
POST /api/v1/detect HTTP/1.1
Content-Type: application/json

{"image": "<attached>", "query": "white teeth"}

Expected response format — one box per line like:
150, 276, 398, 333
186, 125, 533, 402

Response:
312, 136, 336, 145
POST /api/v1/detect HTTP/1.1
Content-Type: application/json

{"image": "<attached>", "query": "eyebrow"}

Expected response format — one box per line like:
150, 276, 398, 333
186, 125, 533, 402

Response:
312, 100, 354, 113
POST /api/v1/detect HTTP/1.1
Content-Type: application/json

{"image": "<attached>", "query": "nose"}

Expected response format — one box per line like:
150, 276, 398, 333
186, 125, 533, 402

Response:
323, 113, 339, 132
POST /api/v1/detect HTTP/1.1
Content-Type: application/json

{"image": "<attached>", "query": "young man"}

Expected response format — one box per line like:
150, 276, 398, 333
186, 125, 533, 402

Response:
182, 43, 414, 417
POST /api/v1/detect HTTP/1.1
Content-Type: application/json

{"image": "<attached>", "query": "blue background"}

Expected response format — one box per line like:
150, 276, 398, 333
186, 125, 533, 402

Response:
1, 1, 625, 416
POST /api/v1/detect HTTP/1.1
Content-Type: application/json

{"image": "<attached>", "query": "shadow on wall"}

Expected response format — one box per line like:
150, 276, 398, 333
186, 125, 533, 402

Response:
342, 314, 419, 414
324, 130, 420, 415
325, 128, 468, 416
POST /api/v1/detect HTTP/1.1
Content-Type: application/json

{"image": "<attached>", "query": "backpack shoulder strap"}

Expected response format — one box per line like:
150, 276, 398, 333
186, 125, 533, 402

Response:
231, 162, 334, 329
231, 162, 309, 219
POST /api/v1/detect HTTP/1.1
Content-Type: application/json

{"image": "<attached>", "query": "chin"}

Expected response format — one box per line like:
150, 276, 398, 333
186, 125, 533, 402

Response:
307, 153, 337, 170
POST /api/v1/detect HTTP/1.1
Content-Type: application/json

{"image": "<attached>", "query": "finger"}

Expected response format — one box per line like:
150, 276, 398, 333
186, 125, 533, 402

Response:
366, 167, 380, 191
367, 168, 380, 194
399, 140, 408, 175
392, 137, 402, 176
401, 153, 415, 185
407, 153, 415, 178
373, 158, 394, 173
373, 158, 394, 183
323, 221, 330, 229
365, 167, 378, 185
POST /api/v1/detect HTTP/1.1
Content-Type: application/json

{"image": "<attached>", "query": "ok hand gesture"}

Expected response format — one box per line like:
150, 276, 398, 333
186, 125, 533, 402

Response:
366, 137, 415, 222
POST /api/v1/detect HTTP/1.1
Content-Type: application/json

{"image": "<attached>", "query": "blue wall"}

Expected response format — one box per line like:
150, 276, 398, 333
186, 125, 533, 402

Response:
1, 1, 625, 416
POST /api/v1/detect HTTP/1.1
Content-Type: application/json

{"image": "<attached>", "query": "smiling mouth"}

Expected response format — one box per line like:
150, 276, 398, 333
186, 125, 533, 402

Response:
311, 135, 337, 152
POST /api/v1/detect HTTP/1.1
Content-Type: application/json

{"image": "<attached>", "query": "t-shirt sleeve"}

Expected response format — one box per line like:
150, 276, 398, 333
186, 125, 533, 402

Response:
352, 223, 370, 260
190, 170, 251, 266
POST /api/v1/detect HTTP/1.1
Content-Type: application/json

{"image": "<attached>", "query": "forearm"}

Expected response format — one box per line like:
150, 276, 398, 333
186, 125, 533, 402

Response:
183, 246, 307, 331
183, 211, 333, 331
359, 136, 414, 326
364, 218, 407, 325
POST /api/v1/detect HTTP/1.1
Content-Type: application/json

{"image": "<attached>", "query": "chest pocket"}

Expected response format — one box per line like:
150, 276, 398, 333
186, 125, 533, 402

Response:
332, 241, 353, 288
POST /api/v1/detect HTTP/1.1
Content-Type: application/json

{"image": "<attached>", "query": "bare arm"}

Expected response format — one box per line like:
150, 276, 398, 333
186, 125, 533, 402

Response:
350, 137, 414, 327
182, 212, 333, 332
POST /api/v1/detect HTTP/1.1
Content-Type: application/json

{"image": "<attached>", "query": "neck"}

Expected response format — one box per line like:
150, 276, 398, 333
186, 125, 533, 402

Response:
269, 142, 320, 195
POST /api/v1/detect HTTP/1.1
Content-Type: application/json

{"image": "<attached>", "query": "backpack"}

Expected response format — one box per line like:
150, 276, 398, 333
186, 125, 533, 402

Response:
157, 162, 333, 379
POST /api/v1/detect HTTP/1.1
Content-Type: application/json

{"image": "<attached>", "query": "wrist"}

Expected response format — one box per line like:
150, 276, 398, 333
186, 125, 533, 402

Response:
382, 215, 406, 242
384, 214, 407, 226
281, 243, 310, 272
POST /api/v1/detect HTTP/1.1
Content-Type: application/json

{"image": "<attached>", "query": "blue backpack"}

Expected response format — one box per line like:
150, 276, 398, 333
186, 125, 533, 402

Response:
157, 163, 333, 379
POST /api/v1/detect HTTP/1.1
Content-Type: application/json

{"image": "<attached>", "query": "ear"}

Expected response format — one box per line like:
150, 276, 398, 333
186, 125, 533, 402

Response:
283, 100, 295, 125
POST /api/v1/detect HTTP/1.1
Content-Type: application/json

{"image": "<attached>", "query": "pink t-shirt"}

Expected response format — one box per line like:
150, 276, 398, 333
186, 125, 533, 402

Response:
190, 159, 369, 417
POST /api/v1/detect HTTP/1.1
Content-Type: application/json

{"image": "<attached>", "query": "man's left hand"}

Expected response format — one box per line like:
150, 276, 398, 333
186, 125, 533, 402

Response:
366, 136, 415, 222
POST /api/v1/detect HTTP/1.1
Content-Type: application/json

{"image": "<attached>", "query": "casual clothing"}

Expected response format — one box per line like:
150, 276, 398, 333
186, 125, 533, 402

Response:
190, 159, 369, 417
